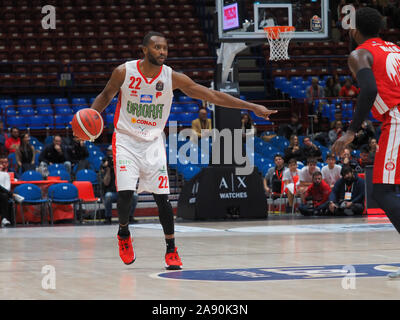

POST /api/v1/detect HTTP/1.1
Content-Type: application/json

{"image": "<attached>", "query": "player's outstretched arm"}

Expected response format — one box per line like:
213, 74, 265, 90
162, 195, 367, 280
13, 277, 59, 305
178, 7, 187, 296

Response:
172, 71, 277, 120
91, 64, 126, 114
332, 49, 377, 156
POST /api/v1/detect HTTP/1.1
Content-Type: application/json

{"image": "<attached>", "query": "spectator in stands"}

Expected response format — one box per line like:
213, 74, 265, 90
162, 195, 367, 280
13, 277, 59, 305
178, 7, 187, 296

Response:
306, 77, 324, 112
15, 133, 35, 173
338, 146, 359, 169
330, 109, 343, 130
298, 171, 331, 216
283, 158, 301, 213
191, 108, 212, 142
278, 113, 303, 140
284, 134, 304, 163
297, 158, 321, 202
322, 153, 342, 189
0, 157, 24, 227
368, 137, 378, 162
356, 144, 373, 172
241, 112, 256, 142
351, 120, 376, 150
324, 77, 341, 97
328, 165, 365, 216
264, 154, 285, 197
301, 136, 322, 162
312, 115, 331, 147
0, 121, 8, 156
339, 78, 360, 98
100, 145, 137, 224
38, 135, 71, 174
5, 127, 20, 154
67, 136, 91, 173
328, 120, 344, 145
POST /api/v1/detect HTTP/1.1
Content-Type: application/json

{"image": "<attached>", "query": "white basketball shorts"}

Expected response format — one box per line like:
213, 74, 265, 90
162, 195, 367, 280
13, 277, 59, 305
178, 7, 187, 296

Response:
112, 131, 169, 194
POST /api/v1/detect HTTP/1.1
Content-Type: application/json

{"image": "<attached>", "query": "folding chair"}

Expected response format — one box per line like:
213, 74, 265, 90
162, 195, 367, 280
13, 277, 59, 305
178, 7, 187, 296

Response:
72, 181, 101, 224
14, 184, 48, 224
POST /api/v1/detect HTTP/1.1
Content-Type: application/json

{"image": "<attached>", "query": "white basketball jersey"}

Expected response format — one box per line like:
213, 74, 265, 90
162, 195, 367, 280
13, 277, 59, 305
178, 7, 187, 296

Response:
114, 60, 173, 141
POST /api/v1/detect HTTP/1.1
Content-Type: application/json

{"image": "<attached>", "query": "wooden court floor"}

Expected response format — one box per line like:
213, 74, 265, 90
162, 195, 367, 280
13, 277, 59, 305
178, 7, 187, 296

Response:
1, 215, 400, 300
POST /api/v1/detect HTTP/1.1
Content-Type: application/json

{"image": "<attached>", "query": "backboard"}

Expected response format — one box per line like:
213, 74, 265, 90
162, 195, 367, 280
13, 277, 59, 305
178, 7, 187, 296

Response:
216, 0, 330, 43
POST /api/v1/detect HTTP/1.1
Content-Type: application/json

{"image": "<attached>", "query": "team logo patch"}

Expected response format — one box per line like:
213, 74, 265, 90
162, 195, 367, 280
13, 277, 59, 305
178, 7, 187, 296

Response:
140, 94, 153, 103
156, 92, 163, 99
156, 81, 164, 91
119, 165, 127, 172
310, 15, 322, 32
385, 161, 395, 171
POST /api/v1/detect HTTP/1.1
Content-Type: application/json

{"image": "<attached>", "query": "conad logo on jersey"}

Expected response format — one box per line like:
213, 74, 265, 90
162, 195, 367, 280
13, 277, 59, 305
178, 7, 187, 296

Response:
131, 118, 157, 126
126, 101, 164, 120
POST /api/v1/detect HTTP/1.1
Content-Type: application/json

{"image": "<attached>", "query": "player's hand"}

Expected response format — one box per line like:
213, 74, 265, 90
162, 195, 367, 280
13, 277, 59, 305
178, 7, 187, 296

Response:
331, 131, 355, 156
252, 105, 278, 120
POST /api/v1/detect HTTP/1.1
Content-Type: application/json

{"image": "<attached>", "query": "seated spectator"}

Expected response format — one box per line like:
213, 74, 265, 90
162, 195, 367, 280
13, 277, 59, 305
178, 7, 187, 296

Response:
301, 136, 322, 162
264, 154, 286, 197
5, 127, 20, 154
321, 153, 342, 188
100, 146, 137, 224
297, 158, 321, 202
324, 76, 341, 97
15, 133, 35, 173
329, 120, 344, 145
278, 113, 303, 140
0, 156, 24, 227
356, 145, 374, 172
338, 146, 364, 173
330, 109, 343, 130
351, 120, 376, 150
339, 78, 360, 98
284, 134, 304, 163
0, 121, 8, 156
241, 112, 256, 142
283, 158, 301, 213
191, 108, 212, 142
67, 136, 91, 173
328, 166, 365, 216
38, 135, 71, 175
306, 77, 325, 108
368, 137, 377, 162
298, 171, 331, 216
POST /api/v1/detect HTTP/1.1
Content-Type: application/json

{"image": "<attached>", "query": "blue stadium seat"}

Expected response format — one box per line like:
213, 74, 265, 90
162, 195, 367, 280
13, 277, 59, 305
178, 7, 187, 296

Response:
36, 98, 51, 106
105, 113, 114, 125
14, 183, 48, 224
55, 106, 73, 115
71, 98, 87, 105
5, 108, 17, 116
181, 165, 201, 181
54, 114, 73, 128
18, 106, 35, 116
36, 106, 54, 115
48, 183, 79, 224
76, 169, 99, 185
48, 168, 71, 181
6, 116, 29, 129
20, 170, 44, 181
53, 98, 69, 105
171, 104, 184, 113
185, 103, 199, 113
29, 115, 54, 129
17, 98, 32, 106
178, 96, 193, 103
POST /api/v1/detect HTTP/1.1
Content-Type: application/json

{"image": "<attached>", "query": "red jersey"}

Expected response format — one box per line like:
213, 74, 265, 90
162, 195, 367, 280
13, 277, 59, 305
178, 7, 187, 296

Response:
304, 180, 331, 208
356, 38, 400, 122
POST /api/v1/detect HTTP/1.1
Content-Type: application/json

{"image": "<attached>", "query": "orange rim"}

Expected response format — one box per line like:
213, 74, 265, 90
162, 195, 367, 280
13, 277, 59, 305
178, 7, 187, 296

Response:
264, 26, 295, 40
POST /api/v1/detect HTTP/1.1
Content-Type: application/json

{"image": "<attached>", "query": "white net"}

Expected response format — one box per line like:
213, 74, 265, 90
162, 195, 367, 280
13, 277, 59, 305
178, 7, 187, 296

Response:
265, 26, 295, 61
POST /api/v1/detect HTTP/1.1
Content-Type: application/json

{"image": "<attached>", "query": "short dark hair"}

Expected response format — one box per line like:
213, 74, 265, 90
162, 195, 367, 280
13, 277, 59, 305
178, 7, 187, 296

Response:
356, 7, 382, 37
341, 165, 354, 177
142, 31, 166, 47
326, 153, 335, 160
274, 153, 283, 160
312, 171, 322, 178
288, 158, 297, 166
307, 158, 317, 165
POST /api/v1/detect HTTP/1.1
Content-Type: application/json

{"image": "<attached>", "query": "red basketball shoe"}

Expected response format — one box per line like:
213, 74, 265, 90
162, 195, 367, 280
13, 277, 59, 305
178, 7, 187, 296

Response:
165, 247, 183, 270
118, 235, 136, 265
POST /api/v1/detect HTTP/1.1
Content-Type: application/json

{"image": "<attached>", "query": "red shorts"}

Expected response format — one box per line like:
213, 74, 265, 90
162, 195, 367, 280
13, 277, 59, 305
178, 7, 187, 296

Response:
373, 106, 400, 184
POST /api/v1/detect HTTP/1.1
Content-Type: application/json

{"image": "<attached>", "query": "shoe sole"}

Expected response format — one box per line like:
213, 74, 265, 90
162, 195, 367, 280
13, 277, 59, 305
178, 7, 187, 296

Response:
165, 264, 182, 270
124, 258, 136, 265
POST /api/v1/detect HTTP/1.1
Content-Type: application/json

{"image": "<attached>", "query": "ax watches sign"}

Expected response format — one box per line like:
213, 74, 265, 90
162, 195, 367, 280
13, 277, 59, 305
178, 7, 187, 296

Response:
219, 174, 248, 199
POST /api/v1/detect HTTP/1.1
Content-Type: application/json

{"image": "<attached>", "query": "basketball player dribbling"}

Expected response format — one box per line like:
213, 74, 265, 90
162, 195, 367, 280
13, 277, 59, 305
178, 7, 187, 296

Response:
90, 31, 277, 270
331, 8, 400, 278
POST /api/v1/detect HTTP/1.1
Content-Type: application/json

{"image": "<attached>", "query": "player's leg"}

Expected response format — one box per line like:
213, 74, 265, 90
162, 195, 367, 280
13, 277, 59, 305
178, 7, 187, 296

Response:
113, 132, 140, 265
139, 136, 182, 269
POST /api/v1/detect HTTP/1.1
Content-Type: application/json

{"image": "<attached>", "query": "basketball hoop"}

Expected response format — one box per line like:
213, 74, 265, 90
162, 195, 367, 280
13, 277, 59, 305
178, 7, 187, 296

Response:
264, 26, 295, 61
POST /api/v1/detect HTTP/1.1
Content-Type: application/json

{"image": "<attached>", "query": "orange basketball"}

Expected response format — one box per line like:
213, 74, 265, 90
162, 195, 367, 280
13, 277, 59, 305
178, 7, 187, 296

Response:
71, 108, 104, 142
